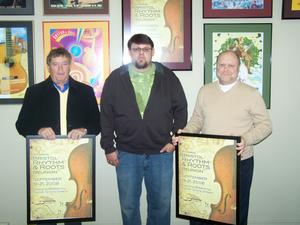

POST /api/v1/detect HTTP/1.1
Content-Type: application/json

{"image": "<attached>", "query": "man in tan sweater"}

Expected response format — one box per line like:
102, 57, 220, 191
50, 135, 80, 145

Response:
174, 50, 272, 225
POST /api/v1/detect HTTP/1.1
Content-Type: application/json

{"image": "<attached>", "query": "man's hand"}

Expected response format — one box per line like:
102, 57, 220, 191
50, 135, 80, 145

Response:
68, 128, 87, 140
160, 143, 175, 153
106, 151, 119, 167
38, 127, 56, 140
171, 129, 183, 146
237, 137, 246, 156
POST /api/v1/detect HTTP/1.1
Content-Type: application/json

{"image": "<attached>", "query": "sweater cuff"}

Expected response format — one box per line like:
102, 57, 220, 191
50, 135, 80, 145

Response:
104, 147, 116, 155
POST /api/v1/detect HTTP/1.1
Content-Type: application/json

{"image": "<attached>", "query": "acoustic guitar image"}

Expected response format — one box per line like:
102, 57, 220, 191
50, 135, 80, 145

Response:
0, 27, 27, 94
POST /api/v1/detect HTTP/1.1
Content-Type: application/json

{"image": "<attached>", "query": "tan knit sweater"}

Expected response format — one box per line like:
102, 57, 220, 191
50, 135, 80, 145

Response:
183, 81, 272, 160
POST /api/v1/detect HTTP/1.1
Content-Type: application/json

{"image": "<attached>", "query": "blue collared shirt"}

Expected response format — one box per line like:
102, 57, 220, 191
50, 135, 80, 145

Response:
53, 82, 69, 93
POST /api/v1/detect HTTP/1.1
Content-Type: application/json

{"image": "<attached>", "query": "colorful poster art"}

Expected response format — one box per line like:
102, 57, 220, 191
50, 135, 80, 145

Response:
43, 21, 109, 103
26, 135, 95, 223
203, 0, 272, 18
49, 0, 104, 8
176, 133, 240, 225
0, 21, 34, 103
211, 0, 265, 9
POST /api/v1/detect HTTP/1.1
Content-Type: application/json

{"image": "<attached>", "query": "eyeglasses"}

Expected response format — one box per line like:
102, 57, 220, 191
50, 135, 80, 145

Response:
130, 47, 152, 54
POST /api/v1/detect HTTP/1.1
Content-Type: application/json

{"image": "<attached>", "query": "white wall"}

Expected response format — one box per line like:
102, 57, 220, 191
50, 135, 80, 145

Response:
0, 1, 300, 225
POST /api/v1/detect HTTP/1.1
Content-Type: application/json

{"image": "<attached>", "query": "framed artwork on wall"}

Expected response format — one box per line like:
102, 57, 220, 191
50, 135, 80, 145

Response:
282, 0, 300, 19
43, 0, 109, 14
0, 0, 34, 15
203, 23, 272, 108
26, 135, 96, 223
43, 21, 110, 104
176, 133, 240, 225
0, 21, 34, 104
122, 0, 192, 71
203, 0, 272, 18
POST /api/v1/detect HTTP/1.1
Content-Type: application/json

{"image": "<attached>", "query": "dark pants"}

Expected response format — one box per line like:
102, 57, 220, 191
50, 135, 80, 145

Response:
189, 157, 254, 225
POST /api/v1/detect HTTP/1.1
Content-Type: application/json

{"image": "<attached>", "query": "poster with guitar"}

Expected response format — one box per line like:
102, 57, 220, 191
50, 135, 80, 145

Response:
122, 0, 192, 70
0, 21, 34, 104
176, 133, 240, 225
26, 135, 96, 223
43, 21, 110, 104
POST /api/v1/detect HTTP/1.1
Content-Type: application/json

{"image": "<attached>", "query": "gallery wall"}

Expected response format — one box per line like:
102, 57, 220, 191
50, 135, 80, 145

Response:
0, 1, 300, 225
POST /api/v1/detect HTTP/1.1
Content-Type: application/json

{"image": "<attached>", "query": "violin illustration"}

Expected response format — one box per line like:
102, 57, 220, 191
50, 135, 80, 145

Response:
209, 145, 237, 224
64, 141, 93, 218
161, 0, 184, 62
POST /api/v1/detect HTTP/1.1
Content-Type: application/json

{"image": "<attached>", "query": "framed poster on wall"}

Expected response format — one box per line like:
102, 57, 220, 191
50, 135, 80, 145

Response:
203, 0, 272, 18
122, 0, 192, 70
43, 21, 110, 104
203, 23, 272, 108
176, 133, 240, 225
282, 0, 300, 19
43, 0, 109, 14
0, 21, 34, 104
26, 135, 96, 223
0, 0, 34, 15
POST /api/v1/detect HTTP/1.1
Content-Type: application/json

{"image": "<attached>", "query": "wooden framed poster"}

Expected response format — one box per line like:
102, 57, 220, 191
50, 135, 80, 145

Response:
122, 0, 192, 70
43, 21, 110, 104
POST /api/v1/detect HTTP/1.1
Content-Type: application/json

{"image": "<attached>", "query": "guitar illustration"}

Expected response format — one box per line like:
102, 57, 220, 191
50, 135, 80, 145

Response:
0, 28, 27, 94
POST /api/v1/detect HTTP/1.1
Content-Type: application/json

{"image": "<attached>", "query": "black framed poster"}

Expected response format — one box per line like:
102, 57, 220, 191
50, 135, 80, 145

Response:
176, 133, 240, 225
26, 135, 96, 223
0, 21, 34, 104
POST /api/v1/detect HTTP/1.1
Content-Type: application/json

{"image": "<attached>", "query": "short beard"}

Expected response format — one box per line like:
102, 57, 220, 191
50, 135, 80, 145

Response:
134, 61, 149, 69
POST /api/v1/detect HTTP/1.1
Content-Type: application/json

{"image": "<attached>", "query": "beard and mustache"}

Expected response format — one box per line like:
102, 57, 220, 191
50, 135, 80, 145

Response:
133, 58, 150, 69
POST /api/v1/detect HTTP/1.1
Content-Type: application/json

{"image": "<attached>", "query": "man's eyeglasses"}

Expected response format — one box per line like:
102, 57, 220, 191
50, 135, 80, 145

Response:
130, 47, 152, 53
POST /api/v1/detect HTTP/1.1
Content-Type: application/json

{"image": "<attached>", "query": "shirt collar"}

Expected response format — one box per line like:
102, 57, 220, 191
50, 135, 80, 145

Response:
218, 80, 238, 93
53, 82, 69, 93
